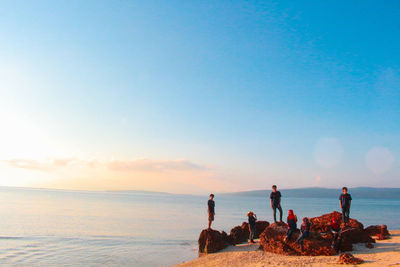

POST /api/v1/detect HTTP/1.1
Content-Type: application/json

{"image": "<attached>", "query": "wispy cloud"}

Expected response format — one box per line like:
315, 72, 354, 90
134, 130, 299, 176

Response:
107, 159, 210, 172
2, 158, 210, 173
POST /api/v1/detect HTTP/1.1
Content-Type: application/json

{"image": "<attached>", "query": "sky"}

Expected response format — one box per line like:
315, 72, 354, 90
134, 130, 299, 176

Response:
0, 0, 399, 194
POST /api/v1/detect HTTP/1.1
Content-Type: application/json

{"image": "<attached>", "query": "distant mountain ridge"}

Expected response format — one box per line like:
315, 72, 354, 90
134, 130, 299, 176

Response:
225, 187, 400, 199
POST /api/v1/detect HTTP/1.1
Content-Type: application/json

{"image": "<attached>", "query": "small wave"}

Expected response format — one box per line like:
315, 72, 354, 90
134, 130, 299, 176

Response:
0, 236, 24, 240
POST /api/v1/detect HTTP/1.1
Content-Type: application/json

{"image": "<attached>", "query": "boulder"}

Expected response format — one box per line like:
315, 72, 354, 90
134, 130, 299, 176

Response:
365, 225, 390, 239
229, 223, 249, 244
338, 252, 364, 265
198, 229, 230, 253
339, 228, 375, 252
259, 223, 336, 256
229, 221, 270, 244
309, 211, 363, 233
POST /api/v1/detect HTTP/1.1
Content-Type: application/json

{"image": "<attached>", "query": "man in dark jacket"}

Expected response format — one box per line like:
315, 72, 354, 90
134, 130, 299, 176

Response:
270, 185, 283, 223
207, 194, 215, 229
339, 187, 352, 223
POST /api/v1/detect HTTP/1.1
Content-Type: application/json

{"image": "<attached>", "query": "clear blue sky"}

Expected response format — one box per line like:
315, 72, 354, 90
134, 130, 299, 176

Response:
0, 1, 399, 193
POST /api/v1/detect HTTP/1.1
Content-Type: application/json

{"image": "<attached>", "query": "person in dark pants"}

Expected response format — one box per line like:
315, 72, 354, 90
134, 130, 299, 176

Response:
207, 194, 215, 229
284, 209, 297, 242
330, 217, 342, 251
247, 211, 257, 244
297, 217, 311, 250
339, 187, 352, 223
270, 185, 283, 223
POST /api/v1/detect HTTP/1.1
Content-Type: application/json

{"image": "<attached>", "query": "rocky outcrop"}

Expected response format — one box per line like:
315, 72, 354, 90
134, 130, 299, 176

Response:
365, 225, 390, 240
198, 229, 230, 253
338, 252, 364, 264
259, 223, 336, 256
259, 211, 378, 256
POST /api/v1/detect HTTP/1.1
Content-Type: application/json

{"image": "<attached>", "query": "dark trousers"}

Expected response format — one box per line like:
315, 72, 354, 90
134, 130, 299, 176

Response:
297, 230, 309, 246
342, 206, 350, 223
249, 225, 256, 241
286, 228, 295, 240
272, 205, 283, 222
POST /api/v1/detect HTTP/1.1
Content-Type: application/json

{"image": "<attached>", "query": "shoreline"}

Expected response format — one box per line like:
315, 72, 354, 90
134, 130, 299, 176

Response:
176, 230, 400, 267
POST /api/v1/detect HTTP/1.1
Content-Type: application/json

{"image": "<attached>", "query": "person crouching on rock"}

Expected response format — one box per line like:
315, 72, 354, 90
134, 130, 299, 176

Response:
284, 209, 297, 242
331, 217, 342, 251
207, 194, 215, 230
247, 211, 257, 244
296, 217, 311, 250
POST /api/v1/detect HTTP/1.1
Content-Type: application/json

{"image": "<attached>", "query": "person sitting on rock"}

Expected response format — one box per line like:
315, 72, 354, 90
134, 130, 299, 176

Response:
339, 187, 352, 224
247, 211, 257, 244
296, 217, 311, 250
284, 209, 297, 242
207, 194, 215, 230
331, 217, 342, 250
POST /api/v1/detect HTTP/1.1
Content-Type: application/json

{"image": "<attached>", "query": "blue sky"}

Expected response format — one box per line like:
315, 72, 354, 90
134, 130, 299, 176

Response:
0, 1, 399, 193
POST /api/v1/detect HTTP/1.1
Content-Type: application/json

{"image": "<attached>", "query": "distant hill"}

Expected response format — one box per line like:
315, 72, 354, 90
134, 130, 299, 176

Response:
225, 187, 400, 199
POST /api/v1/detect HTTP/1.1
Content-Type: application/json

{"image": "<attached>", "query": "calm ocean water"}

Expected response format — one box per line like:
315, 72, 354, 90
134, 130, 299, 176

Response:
0, 187, 398, 266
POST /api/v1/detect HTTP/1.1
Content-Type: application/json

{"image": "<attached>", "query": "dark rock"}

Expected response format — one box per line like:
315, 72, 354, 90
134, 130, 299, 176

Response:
365, 225, 390, 239
340, 228, 375, 252
259, 223, 336, 256
229, 223, 249, 244
309, 211, 363, 233
229, 221, 270, 244
338, 252, 364, 264
198, 229, 229, 253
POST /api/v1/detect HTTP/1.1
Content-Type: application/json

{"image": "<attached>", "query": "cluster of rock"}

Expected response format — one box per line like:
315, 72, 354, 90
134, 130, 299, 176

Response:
199, 211, 390, 257
338, 252, 364, 264
198, 220, 270, 253
259, 211, 379, 255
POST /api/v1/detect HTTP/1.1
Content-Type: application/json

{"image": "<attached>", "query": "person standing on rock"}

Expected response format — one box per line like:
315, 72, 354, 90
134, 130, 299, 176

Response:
247, 211, 257, 244
339, 187, 352, 223
207, 194, 215, 230
270, 185, 283, 223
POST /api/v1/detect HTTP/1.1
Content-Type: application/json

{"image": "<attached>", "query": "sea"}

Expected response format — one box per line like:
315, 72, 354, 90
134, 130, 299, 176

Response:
0, 187, 398, 266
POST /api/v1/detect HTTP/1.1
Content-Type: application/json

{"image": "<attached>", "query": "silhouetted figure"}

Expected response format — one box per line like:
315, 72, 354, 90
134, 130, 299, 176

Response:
247, 211, 257, 244
207, 194, 215, 229
270, 185, 283, 223
339, 187, 352, 223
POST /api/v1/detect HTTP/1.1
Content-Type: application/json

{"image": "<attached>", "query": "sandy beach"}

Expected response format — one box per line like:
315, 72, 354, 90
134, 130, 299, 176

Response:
176, 230, 400, 267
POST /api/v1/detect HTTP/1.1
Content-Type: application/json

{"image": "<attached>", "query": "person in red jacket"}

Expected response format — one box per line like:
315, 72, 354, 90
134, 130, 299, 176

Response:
331, 217, 342, 250
284, 209, 297, 242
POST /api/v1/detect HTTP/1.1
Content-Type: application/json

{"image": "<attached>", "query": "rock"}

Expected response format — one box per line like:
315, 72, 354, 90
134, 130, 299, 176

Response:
366, 243, 374, 249
340, 228, 375, 252
198, 229, 229, 253
338, 252, 364, 264
259, 223, 336, 256
365, 225, 390, 239
229, 221, 270, 244
229, 223, 249, 244
255, 221, 270, 237
309, 211, 364, 233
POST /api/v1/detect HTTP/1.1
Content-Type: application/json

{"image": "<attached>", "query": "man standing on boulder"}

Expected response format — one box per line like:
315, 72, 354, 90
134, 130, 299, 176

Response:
270, 185, 283, 223
339, 187, 352, 223
207, 194, 215, 229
